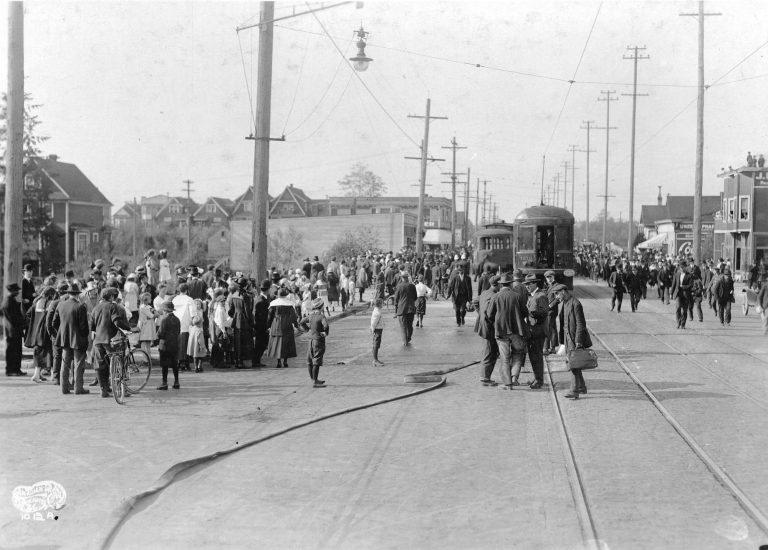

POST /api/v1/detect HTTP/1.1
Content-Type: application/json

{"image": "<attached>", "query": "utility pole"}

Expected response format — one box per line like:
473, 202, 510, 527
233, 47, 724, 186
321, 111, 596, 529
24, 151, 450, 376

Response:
407, 99, 447, 255
580, 121, 596, 242
623, 46, 650, 254
681, 2, 721, 263
132, 197, 138, 266
4, 1, 23, 293
552, 174, 561, 207
597, 91, 618, 254
441, 137, 467, 249
182, 179, 194, 261
561, 161, 572, 210
475, 177, 480, 231
567, 145, 579, 214
463, 167, 470, 245
482, 180, 488, 224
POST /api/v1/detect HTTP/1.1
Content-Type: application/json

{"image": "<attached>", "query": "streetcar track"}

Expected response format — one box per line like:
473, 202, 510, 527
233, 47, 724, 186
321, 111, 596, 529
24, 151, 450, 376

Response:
561, 279, 768, 538
576, 283, 768, 412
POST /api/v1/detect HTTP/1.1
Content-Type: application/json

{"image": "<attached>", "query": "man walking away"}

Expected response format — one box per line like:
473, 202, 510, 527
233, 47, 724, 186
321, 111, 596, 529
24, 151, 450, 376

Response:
473, 275, 500, 386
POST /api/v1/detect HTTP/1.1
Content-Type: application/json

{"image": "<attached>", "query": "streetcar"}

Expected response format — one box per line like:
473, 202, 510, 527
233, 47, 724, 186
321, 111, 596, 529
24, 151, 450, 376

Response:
474, 223, 515, 273
474, 204, 576, 289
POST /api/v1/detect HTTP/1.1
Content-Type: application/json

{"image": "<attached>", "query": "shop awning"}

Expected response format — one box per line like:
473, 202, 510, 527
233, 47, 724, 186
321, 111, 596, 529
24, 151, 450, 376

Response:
636, 233, 668, 249
423, 228, 452, 245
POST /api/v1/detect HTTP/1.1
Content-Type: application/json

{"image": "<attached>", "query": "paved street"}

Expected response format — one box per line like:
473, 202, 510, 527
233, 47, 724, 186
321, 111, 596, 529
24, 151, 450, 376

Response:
2, 282, 768, 549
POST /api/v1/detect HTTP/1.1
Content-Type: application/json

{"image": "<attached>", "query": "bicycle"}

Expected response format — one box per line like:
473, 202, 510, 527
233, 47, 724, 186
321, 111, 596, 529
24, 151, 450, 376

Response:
107, 331, 152, 405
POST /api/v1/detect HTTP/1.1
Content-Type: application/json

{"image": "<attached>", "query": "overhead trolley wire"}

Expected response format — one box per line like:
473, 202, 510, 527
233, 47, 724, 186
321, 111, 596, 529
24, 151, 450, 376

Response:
543, 2, 603, 156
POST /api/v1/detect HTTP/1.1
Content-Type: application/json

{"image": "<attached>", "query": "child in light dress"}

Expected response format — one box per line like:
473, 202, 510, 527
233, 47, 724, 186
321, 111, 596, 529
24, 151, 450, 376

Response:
137, 292, 158, 358
187, 314, 207, 373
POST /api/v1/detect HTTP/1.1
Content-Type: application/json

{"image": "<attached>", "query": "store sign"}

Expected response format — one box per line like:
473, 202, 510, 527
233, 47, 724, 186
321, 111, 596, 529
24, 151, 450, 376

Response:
678, 241, 692, 256
677, 223, 714, 231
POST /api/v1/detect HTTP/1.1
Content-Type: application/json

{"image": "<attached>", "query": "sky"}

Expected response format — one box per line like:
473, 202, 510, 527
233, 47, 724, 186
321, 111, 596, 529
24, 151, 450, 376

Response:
1, 0, 766, 227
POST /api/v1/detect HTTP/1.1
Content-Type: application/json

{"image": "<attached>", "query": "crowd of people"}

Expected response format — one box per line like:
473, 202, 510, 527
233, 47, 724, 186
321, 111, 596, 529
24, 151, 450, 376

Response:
0, 246, 480, 394
3, 242, 761, 402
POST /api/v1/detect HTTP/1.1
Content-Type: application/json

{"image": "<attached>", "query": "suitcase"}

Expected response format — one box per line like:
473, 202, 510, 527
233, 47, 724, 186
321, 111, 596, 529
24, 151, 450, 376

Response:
567, 348, 598, 370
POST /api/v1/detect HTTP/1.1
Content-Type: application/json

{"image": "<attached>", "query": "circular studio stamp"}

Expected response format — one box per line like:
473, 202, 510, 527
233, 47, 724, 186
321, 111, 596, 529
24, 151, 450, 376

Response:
12, 480, 67, 521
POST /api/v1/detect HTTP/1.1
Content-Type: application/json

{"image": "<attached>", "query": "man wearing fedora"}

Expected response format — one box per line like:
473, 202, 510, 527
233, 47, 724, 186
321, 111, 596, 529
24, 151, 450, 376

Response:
2, 283, 28, 376
488, 273, 530, 390
394, 273, 417, 346
52, 283, 91, 394
446, 260, 473, 326
543, 270, 560, 355
552, 283, 591, 399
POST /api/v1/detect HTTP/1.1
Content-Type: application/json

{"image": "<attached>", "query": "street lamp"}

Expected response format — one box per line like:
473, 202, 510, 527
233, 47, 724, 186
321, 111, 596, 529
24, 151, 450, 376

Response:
349, 27, 373, 71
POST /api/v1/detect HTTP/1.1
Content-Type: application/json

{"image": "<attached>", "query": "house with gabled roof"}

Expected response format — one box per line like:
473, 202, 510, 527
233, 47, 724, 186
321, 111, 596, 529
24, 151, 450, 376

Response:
154, 196, 198, 227
113, 202, 140, 228
25, 155, 112, 266
193, 196, 235, 226
229, 186, 273, 221
269, 184, 325, 218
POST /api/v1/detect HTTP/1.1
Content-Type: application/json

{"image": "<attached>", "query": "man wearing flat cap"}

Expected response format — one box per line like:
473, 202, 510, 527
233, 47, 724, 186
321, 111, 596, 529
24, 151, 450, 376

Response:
473, 274, 500, 386
53, 283, 91, 394
523, 273, 548, 388
553, 284, 591, 399
488, 272, 530, 389
22, 264, 36, 309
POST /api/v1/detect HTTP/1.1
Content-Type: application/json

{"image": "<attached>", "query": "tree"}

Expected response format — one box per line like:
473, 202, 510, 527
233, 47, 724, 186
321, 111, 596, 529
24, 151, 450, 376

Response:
338, 162, 387, 197
324, 225, 380, 261
0, 93, 53, 273
268, 226, 306, 272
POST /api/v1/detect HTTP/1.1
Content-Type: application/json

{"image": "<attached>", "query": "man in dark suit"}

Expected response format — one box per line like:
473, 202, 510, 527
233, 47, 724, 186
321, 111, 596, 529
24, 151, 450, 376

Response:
252, 279, 272, 367
670, 260, 693, 329
447, 261, 473, 326
393, 274, 417, 347
553, 283, 592, 399
473, 275, 500, 386
21, 264, 36, 310
53, 283, 91, 394
186, 267, 207, 301
2, 283, 28, 376
90, 288, 132, 397
488, 273, 529, 390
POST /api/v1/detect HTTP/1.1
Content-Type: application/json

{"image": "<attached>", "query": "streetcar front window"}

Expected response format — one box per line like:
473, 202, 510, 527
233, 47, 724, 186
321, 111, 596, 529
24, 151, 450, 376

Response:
518, 226, 534, 251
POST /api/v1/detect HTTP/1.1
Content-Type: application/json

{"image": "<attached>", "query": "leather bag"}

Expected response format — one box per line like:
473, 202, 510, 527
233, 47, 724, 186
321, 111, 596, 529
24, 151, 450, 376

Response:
567, 348, 598, 370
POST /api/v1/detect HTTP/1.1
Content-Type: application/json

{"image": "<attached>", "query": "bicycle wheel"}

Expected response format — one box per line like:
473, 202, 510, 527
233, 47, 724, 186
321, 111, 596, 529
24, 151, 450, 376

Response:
125, 349, 151, 394
109, 356, 126, 405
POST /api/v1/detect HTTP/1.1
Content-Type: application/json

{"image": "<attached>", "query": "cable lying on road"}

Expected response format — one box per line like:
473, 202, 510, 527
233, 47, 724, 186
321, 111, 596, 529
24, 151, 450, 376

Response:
101, 358, 478, 550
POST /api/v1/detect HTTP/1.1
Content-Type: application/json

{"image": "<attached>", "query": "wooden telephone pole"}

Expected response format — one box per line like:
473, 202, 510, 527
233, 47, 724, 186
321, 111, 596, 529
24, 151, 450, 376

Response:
623, 46, 649, 253
441, 137, 467, 249
597, 91, 618, 254
4, 2, 24, 293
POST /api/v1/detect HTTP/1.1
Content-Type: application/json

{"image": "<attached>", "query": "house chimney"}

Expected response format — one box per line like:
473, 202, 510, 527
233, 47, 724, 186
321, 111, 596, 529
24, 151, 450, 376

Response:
657, 186, 662, 206
48, 154, 58, 161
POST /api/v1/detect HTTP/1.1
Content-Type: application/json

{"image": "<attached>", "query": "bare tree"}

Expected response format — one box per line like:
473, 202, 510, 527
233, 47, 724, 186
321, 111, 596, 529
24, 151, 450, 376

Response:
338, 162, 387, 197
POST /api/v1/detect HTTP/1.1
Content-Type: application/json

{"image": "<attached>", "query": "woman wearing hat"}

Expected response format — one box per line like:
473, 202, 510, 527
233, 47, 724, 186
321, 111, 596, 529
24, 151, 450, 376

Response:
24, 286, 57, 382
266, 288, 299, 368
123, 274, 140, 327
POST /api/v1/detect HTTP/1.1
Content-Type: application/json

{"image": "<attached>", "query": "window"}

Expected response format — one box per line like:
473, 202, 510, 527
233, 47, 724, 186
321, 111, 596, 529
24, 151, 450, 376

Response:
206, 203, 217, 213
244, 201, 253, 212
75, 231, 89, 256
169, 204, 181, 214
517, 226, 534, 250
163, 217, 172, 223
739, 196, 750, 221
92, 232, 100, 243
728, 198, 735, 221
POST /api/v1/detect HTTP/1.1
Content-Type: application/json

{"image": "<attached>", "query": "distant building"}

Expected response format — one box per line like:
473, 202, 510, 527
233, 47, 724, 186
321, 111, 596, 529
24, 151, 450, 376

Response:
193, 197, 234, 227
26, 155, 112, 265
715, 163, 768, 274
639, 194, 719, 259
112, 202, 140, 228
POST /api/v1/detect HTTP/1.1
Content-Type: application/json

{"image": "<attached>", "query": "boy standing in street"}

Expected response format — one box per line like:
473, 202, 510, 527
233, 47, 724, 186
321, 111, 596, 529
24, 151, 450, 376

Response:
371, 298, 385, 367
301, 297, 329, 387
157, 300, 181, 390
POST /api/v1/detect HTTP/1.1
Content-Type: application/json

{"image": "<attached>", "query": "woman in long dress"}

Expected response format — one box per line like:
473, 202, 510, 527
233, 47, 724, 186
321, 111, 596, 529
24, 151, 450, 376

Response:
266, 287, 299, 368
